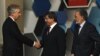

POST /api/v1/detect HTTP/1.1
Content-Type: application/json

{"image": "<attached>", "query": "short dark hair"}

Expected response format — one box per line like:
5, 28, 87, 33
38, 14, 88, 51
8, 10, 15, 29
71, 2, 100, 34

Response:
7, 4, 20, 15
44, 11, 57, 22
76, 9, 88, 20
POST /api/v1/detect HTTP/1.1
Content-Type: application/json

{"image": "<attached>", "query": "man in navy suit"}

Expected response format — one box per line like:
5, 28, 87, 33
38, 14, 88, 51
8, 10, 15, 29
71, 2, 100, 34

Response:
71, 9, 100, 56
2, 4, 40, 56
36, 12, 66, 56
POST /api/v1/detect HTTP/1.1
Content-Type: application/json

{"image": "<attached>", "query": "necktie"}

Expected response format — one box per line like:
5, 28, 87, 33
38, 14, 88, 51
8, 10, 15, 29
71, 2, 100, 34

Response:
46, 26, 50, 35
75, 24, 80, 35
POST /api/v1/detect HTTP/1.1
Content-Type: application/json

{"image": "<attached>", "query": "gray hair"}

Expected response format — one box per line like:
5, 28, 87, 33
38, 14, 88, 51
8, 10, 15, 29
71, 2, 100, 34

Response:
7, 4, 20, 15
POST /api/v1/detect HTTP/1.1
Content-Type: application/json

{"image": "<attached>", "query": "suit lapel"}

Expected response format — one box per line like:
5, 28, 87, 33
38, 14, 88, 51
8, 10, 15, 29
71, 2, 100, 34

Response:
48, 24, 57, 35
46, 25, 57, 39
78, 22, 87, 36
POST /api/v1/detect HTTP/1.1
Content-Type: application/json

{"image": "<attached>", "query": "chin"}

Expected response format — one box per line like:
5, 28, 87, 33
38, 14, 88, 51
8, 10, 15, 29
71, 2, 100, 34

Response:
76, 22, 79, 24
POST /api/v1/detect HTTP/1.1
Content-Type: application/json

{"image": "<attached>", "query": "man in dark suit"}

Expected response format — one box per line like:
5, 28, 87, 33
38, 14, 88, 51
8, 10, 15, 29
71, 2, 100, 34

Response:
2, 4, 40, 56
71, 9, 100, 56
37, 12, 66, 56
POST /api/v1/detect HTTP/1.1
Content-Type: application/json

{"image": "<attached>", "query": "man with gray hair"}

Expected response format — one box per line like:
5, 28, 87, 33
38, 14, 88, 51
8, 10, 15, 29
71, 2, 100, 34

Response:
2, 4, 41, 56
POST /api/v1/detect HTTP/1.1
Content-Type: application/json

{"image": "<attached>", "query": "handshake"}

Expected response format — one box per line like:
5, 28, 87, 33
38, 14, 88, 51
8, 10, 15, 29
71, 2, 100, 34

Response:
33, 40, 41, 49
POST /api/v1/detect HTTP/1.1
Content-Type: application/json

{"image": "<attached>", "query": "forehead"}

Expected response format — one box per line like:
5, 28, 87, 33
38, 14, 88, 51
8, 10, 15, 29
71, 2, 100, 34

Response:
44, 15, 50, 19
15, 9, 20, 12
75, 11, 80, 14
74, 11, 81, 16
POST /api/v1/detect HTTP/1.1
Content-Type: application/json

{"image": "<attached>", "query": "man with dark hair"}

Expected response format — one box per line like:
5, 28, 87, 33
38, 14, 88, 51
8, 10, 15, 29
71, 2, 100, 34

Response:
2, 4, 40, 56
36, 11, 66, 56
71, 9, 100, 56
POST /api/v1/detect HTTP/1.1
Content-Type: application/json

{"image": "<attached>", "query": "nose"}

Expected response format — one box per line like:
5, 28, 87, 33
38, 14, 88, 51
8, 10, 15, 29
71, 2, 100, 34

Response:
19, 13, 22, 16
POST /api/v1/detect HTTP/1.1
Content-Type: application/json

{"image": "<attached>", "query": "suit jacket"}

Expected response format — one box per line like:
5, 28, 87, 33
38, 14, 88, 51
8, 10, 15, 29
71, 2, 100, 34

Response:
93, 41, 100, 56
41, 24, 66, 56
72, 21, 100, 56
65, 28, 74, 56
2, 17, 33, 56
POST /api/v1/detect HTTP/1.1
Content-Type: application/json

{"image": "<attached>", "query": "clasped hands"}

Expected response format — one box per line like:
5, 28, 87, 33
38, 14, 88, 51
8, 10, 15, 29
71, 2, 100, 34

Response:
33, 40, 41, 49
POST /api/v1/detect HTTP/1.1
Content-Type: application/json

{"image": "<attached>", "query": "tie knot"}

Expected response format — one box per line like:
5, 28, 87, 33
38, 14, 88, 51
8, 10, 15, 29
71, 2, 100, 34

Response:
47, 26, 50, 28
76, 24, 80, 28
46, 26, 50, 35
46, 26, 50, 32
47, 26, 50, 29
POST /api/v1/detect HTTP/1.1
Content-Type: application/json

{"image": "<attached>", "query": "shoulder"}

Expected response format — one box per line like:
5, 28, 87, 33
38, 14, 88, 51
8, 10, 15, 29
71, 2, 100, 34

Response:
85, 21, 96, 28
54, 25, 65, 33
85, 21, 97, 31
3, 17, 14, 27
4, 17, 13, 23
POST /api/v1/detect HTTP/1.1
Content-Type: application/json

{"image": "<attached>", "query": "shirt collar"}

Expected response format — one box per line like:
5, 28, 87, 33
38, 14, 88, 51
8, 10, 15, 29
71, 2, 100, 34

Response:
49, 22, 57, 32
80, 21, 86, 28
50, 22, 57, 28
9, 16, 15, 21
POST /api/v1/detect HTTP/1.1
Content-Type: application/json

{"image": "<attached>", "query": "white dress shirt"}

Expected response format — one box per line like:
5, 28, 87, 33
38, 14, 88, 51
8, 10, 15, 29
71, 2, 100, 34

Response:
9, 16, 15, 21
78, 21, 86, 34
49, 22, 57, 32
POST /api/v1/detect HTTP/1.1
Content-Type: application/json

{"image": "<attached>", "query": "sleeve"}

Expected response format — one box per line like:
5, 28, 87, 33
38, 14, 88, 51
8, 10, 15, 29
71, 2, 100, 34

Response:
66, 28, 74, 54
89, 25, 100, 55
40, 26, 47, 48
89, 25, 100, 42
71, 43, 75, 54
93, 41, 100, 56
57, 29, 66, 56
10, 22, 33, 47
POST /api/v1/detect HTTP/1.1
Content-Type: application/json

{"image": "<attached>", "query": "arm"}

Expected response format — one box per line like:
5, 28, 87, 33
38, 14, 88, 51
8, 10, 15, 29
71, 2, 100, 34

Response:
93, 41, 100, 56
89, 25, 100, 42
57, 29, 66, 56
89, 25, 100, 55
34, 30, 46, 48
10, 22, 34, 47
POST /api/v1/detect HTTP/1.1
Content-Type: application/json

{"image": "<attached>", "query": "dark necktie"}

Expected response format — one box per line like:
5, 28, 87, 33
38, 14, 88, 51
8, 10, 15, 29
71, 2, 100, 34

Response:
46, 26, 50, 35
75, 24, 80, 36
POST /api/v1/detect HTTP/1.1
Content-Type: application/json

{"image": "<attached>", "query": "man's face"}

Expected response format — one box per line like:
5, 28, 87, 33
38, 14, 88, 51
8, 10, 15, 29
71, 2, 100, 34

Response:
74, 11, 83, 24
44, 15, 54, 26
13, 9, 21, 20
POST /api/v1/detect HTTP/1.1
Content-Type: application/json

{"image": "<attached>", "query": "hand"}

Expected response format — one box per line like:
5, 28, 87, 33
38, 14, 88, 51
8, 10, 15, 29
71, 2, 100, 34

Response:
34, 40, 41, 48
90, 54, 93, 56
71, 54, 74, 56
